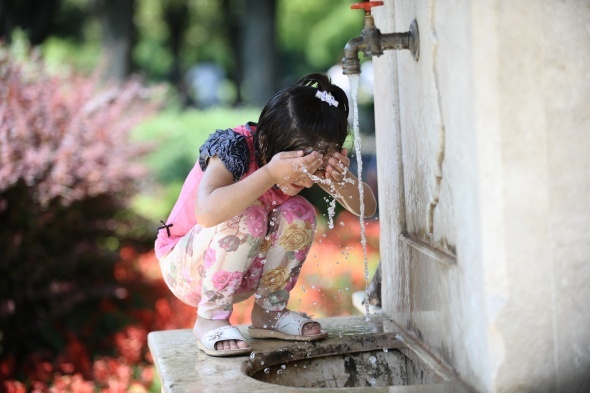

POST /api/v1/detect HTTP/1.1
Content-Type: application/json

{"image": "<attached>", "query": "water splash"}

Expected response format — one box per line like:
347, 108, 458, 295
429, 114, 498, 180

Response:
347, 73, 371, 322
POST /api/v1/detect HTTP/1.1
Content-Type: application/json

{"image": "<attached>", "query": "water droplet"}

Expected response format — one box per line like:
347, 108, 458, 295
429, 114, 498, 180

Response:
250, 352, 256, 359
369, 356, 377, 364
281, 364, 286, 369
277, 369, 283, 375
383, 348, 389, 353
264, 368, 270, 374
370, 378, 377, 385
261, 361, 265, 365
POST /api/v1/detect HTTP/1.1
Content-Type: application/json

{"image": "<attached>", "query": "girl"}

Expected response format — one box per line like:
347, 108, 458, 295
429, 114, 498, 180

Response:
155, 73, 377, 357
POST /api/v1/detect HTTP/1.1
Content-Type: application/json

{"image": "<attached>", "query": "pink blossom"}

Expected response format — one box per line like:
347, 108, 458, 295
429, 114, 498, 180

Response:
294, 247, 309, 261
280, 197, 316, 224
239, 258, 264, 291
0, 47, 161, 206
211, 271, 243, 291
203, 247, 216, 269
245, 206, 268, 237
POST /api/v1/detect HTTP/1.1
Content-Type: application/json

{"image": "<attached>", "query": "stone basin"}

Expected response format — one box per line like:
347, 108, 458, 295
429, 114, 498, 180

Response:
148, 314, 472, 392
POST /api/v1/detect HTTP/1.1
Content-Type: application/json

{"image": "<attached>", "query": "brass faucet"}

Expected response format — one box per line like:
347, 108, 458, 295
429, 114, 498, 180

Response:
342, 1, 419, 75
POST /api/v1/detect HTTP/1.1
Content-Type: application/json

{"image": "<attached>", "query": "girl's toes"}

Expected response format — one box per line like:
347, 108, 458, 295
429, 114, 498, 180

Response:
302, 322, 322, 336
216, 339, 249, 350
229, 340, 239, 350
237, 340, 250, 349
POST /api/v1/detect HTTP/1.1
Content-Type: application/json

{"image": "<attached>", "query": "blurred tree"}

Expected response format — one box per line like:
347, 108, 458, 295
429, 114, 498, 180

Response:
276, 0, 362, 79
162, 0, 190, 104
1, 0, 363, 105
0, 0, 62, 45
95, 0, 136, 81
240, 0, 277, 106
222, 0, 244, 105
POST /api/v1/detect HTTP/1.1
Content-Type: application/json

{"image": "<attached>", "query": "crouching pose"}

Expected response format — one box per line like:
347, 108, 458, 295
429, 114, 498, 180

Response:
155, 73, 377, 356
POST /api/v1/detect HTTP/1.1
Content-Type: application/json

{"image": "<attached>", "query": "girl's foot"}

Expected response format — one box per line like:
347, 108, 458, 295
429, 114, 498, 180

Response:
250, 303, 323, 336
193, 318, 250, 351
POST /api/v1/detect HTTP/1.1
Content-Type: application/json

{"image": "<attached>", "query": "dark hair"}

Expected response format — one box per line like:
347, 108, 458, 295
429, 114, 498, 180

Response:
254, 73, 350, 165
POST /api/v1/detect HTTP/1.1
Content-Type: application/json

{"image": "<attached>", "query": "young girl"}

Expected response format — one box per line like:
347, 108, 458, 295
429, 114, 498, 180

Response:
155, 73, 377, 357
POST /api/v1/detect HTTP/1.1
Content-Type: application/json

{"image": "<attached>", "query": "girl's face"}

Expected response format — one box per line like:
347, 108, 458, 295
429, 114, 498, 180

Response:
303, 145, 339, 174
276, 143, 340, 196
277, 176, 315, 196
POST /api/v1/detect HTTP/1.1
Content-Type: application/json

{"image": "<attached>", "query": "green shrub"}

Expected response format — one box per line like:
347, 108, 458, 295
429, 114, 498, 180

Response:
0, 43, 162, 373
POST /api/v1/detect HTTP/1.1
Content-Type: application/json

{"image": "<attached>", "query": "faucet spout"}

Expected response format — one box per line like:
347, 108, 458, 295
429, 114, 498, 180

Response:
342, 36, 364, 75
342, 2, 420, 75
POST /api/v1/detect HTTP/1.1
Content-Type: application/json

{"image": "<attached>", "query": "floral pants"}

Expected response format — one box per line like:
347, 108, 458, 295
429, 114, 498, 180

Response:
159, 196, 316, 320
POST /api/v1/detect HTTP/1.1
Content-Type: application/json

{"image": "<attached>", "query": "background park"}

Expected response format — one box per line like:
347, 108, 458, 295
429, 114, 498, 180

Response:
0, 1, 380, 391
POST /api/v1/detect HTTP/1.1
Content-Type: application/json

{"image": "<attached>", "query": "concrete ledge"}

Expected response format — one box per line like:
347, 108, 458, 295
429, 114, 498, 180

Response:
148, 315, 471, 393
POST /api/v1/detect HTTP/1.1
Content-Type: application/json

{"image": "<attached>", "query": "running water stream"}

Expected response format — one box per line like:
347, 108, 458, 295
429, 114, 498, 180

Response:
347, 74, 372, 322
296, 76, 373, 323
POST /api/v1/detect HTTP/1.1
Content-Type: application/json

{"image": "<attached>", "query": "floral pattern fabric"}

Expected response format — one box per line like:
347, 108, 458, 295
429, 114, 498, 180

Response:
159, 196, 316, 320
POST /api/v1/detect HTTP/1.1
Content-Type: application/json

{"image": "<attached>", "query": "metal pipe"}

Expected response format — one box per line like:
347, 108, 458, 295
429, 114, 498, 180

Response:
342, 2, 420, 75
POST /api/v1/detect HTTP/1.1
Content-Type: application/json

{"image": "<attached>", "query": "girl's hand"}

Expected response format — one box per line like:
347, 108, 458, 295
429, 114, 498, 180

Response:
323, 148, 350, 183
264, 150, 324, 185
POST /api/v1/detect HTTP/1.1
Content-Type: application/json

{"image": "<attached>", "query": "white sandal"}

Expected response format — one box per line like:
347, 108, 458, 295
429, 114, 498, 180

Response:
195, 325, 251, 357
248, 311, 328, 341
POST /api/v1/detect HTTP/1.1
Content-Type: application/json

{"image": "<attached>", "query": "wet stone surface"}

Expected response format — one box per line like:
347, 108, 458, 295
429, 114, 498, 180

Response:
251, 348, 408, 388
148, 314, 473, 393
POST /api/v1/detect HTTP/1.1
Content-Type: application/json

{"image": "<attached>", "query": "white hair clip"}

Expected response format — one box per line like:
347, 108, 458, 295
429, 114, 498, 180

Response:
315, 90, 339, 107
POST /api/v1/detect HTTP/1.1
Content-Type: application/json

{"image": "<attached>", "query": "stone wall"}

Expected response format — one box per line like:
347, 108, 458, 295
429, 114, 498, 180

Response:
372, 1, 590, 392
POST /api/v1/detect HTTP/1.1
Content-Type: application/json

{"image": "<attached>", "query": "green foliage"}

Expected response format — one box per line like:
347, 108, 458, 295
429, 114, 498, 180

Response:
36, 0, 364, 87
42, 36, 101, 74
133, 1, 174, 81
305, 6, 364, 70
134, 0, 234, 81
277, 0, 363, 75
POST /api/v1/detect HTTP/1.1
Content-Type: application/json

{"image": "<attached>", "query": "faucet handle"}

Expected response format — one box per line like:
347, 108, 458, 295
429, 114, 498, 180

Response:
351, 1, 384, 15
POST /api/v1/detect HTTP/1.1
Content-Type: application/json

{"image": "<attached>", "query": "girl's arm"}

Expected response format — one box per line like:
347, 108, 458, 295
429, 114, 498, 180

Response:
196, 150, 324, 227
317, 148, 377, 218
